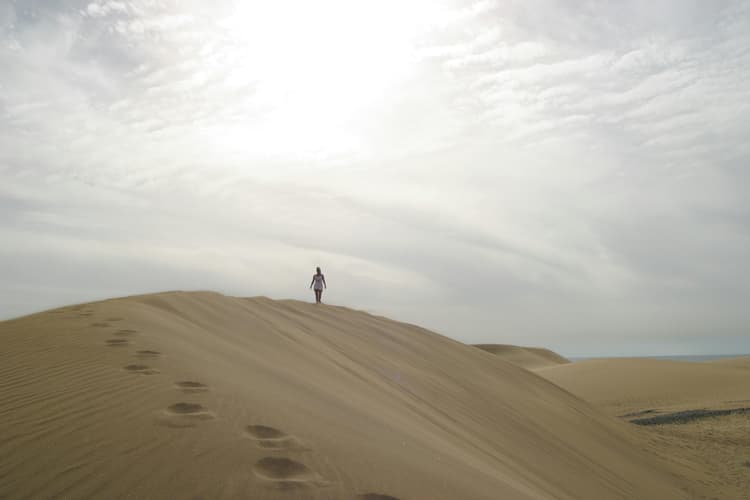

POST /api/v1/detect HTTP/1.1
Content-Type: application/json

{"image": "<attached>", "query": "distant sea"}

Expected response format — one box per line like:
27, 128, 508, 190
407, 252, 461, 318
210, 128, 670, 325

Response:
569, 354, 749, 362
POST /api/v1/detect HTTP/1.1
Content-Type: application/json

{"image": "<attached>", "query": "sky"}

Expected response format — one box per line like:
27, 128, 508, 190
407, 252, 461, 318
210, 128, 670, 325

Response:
1, 0, 749, 356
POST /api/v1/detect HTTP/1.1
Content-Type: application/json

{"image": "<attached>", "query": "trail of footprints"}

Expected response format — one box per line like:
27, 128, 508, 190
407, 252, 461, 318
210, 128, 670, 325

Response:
90, 311, 400, 499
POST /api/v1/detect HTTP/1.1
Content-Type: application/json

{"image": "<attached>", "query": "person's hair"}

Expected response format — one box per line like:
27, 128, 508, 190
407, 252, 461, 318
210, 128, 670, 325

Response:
316, 267, 321, 273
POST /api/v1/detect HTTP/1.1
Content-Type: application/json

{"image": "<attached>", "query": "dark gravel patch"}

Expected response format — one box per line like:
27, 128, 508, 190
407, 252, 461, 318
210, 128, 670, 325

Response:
631, 407, 750, 426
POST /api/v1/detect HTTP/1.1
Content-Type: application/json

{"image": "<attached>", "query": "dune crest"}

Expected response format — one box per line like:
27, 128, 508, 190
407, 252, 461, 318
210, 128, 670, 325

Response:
474, 343, 570, 370
0, 292, 702, 499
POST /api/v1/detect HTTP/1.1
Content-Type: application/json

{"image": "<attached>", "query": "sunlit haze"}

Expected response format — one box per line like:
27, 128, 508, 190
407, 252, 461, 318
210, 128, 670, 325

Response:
2, 0, 749, 356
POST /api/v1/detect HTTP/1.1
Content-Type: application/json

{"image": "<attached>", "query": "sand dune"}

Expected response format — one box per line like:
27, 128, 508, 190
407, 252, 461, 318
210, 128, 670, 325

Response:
539, 357, 750, 499
706, 355, 750, 370
539, 357, 750, 415
0, 292, 704, 499
473, 344, 570, 370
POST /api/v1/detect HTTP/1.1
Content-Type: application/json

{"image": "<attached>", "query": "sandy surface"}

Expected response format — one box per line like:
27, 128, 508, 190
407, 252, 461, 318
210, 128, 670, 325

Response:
473, 344, 570, 370
1, 292, 705, 499
540, 357, 750, 499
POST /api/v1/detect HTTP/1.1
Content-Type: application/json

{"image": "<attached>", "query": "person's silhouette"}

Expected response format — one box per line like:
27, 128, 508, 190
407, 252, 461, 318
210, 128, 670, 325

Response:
309, 267, 327, 304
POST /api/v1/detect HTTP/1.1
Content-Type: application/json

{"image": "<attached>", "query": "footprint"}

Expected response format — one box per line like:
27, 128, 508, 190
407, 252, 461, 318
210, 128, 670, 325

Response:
167, 403, 215, 418
358, 495, 401, 500
252, 457, 325, 489
105, 339, 129, 347
169, 403, 207, 414
106, 317, 124, 322
245, 425, 307, 451
158, 403, 215, 428
91, 322, 111, 328
124, 364, 159, 375
246, 425, 286, 439
175, 381, 209, 393
135, 350, 161, 358
78, 313, 93, 317
115, 329, 138, 336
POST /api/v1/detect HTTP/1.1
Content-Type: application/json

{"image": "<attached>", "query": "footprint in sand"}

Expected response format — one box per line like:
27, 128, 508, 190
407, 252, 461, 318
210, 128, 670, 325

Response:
157, 402, 215, 428
358, 495, 401, 500
105, 339, 129, 347
106, 317, 124, 322
175, 381, 209, 393
91, 322, 111, 328
124, 364, 159, 375
252, 457, 326, 489
167, 403, 211, 416
245, 425, 307, 451
115, 329, 138, 336
135, 350, 161, 358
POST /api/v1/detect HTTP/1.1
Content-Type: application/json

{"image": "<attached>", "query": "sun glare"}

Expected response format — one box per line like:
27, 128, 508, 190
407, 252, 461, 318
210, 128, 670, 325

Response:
214, 0, 445, 159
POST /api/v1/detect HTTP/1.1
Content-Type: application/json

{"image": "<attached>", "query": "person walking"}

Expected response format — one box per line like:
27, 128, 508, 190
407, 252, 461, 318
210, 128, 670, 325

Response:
310, 267, 327, 304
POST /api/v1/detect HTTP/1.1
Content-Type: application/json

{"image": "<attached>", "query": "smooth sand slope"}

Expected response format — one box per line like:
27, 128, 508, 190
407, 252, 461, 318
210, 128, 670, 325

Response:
539, 357, 750, 415
1, 292, 702, 500
473, 344, 570, 370
540, 357, 750, 499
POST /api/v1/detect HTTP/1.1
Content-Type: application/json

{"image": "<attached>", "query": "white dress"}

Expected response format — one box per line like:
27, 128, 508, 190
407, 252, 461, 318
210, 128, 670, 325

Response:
313, 274, 325, 291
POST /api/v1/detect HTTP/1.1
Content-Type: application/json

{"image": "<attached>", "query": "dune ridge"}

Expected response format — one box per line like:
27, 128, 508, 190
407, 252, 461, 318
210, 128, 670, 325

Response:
0, 291, 703, 499
473, 344, 570, 370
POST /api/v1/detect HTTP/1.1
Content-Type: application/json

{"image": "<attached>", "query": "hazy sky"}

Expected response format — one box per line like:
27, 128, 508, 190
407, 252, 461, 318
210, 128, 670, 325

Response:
2, 0, 749, 356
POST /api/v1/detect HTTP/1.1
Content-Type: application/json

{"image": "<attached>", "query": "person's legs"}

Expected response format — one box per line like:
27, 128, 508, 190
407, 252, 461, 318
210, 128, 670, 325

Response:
314, 289, 321, 303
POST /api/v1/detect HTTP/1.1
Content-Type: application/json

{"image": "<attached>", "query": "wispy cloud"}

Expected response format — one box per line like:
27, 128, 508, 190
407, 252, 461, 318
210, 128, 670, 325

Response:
1, 0, 749, 355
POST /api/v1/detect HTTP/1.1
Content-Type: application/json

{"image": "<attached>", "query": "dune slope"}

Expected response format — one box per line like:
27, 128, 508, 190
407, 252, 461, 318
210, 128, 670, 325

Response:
0, 292, 698, 500
474, 344, 570, 370
539, 357, 750, 499
539, 358, 750, 415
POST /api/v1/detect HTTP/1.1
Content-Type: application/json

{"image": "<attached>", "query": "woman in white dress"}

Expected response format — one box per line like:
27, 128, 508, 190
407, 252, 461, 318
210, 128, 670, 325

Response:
309, 267, 327, 304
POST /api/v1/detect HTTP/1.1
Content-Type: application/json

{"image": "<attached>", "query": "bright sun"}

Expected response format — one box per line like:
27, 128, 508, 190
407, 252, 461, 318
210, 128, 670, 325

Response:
212, 0, 446, 160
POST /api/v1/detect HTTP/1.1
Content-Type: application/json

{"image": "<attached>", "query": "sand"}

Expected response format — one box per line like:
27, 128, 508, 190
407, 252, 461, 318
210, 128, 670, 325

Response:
540, 357, 750, 499
473, 344, 570, 370
0, 291, 710, 499
539, 357, 750, 415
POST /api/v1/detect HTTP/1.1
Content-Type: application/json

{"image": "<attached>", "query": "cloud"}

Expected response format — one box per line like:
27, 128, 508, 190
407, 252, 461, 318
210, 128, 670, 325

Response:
84, 1, 127, 18
1, 0, 749, 356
